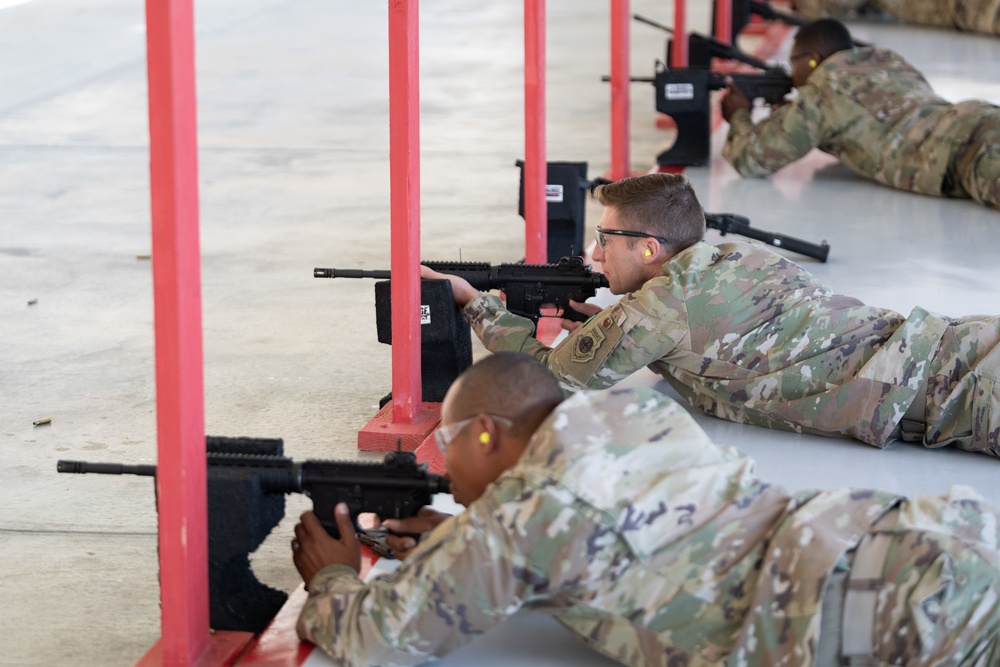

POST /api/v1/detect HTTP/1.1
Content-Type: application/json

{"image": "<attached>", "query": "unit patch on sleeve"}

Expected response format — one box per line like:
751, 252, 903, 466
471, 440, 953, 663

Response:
572, 324, 606, 362
557, 302, 629, 388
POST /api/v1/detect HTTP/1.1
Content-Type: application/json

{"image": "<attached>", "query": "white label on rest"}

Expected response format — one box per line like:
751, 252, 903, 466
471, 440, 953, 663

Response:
665, 83, 694, 100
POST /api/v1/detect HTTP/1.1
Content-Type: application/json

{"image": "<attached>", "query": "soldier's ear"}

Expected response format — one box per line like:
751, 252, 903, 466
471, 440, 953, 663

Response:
476, 415, 502, 454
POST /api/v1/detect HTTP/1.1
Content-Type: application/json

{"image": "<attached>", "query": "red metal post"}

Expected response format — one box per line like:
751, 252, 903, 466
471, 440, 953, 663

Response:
523, 0, 546, 264
388, 0, 422, 423
609, 0, 630, 181
671, 0, 688, 67
144, 0, 209, 663
714, 0, 732, 43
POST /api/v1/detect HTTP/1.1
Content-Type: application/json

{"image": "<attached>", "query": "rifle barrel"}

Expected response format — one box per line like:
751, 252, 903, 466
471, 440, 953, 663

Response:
57, 460, 157, 476
314, 268, 392, 279
632, 13, 673, 33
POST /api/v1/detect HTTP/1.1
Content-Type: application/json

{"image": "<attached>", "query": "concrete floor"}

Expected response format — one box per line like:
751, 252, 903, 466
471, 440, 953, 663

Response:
1, 1, 999, 666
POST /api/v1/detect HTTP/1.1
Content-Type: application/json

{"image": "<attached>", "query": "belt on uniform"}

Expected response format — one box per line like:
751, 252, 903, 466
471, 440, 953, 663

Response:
840, 533, 895, 666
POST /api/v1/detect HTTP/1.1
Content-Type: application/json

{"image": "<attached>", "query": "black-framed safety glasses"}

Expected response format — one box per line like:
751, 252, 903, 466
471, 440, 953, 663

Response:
595, 227, 670, 248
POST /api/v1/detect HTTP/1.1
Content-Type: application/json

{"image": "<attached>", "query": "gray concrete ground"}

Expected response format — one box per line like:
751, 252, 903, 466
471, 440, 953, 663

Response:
2, 1, 1000, 666
0, 1, 674, 665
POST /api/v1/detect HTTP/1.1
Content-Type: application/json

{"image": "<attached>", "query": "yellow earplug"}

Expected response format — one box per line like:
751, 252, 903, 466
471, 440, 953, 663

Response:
809, 59, 817, 68
644, 248, 653, 257
479, 432, 490, 444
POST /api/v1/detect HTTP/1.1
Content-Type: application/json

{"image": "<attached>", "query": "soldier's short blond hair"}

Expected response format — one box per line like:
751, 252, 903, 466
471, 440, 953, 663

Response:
593, 173, 706, 255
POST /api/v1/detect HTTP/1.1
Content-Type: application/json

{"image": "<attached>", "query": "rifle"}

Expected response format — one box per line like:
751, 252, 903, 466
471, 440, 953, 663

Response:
601, 63, 792, 167
706, 213, 830, 262
315, 255, 610, 325
58, 438, 449, 632
607, 23, 794, 166
733, 1, 870, 47
664, 31, 795, 105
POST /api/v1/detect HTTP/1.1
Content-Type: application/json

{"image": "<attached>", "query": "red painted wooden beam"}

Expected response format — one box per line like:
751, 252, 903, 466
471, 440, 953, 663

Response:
609, 0, 630, 181
388, 0, 422, 424
523, 0, 547, 264
144, 0, 210, 663
671, 0, 688, 67
714, 0, 733, 43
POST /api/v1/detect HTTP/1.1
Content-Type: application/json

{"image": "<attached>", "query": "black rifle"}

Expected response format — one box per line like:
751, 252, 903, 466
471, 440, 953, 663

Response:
58, 438, 449, 632
58, 447, 448, 540
315, 255, 610, 325
706, 213, 830, 262
608, 63, 791, 166
632, 15, 790, 73
730, 1, 870, 46
670, 31, 795, 104
607, 24, 794, 166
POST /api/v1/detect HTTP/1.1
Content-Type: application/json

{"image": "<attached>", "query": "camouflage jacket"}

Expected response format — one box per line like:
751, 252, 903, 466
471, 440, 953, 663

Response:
722, 46, 995, 196
297, 388, 900, 667
465, 241, 950, 447
794, 0, 1000, 35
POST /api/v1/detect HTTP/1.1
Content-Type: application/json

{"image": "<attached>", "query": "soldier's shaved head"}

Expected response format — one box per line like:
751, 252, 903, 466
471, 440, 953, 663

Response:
795, 18, 854, 60
446, 352, 565, 437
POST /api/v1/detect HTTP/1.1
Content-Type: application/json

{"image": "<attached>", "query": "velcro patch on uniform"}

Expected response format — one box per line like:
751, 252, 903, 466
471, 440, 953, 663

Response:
610, 302, 627, 327
557, 302, 629, 388
572, 325, 606, 363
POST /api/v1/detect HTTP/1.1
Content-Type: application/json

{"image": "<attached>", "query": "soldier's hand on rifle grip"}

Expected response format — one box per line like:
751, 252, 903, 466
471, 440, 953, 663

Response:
293, 504, 362, 588
381, 507, 452, 560
721, 77, 752, 122
561, 299, 602, 333
420, 265, 481, 308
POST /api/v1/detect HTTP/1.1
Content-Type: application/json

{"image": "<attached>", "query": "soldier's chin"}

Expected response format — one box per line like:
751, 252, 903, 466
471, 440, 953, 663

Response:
450, 487, 470, 507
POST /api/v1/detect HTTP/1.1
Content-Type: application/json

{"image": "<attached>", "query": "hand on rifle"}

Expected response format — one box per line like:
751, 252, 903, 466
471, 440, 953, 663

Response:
379, 507, 452, 560
721, 77, 752, 122
292, 503, 361, 588
560, 299, 602, 333
420, 265, 481, 308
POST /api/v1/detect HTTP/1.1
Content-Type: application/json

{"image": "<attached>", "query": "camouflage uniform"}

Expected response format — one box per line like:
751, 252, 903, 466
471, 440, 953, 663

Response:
722, 46, 1000, 209
297, 388, 1000, 666
794, 0, 1000, 36
464, 240, 1000, 457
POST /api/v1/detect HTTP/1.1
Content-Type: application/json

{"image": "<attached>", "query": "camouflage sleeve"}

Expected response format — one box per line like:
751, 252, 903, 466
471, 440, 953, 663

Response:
296, 499, 545, 667
544, 291, 687, 390
465, 288, 686, 391
792, 0, 867, 19
722, 90, 825, 177
464, 293, 553, 358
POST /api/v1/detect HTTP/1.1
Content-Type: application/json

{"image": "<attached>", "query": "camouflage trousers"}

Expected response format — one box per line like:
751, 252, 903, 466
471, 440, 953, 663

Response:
887, 0, 1000, 35
795, 0, 1000, 36
904, 314, 1000, 457
947, 105, 1000, 210
817, 493, 1000, 666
